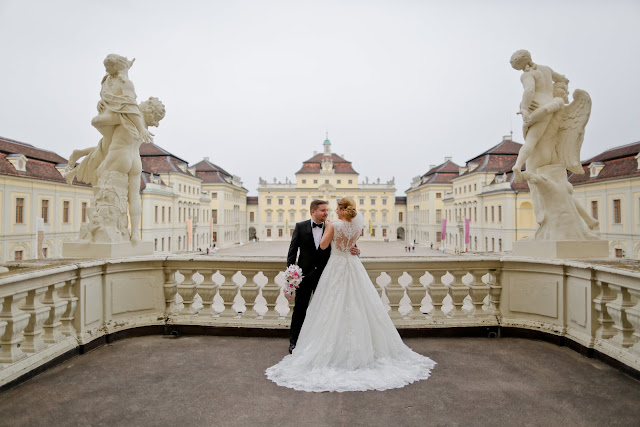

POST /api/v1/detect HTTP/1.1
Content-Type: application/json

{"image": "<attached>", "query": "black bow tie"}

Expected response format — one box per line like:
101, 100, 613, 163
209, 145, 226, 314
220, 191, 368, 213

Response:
312, 222, 323, 228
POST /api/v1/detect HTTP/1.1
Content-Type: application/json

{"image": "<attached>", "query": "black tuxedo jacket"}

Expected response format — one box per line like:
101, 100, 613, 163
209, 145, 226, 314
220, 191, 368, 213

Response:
287, 220, 331, 286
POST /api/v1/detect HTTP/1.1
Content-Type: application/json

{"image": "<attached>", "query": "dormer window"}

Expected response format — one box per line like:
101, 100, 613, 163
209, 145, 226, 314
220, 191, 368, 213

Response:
589, 162, 605, 178
7, 154, 27, 172
635, 153, 640, 171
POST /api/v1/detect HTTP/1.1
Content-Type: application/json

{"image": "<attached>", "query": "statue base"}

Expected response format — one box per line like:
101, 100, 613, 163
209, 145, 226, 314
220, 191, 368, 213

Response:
63, 241, 153, 259
512, 240, 609, 259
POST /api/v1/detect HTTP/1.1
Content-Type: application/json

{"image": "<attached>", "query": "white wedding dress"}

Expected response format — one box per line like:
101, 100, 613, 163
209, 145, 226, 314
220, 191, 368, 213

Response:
265, 213, 436, 392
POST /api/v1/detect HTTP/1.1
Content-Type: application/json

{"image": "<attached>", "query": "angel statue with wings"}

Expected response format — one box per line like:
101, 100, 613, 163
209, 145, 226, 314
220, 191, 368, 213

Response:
510, 50, 601, 242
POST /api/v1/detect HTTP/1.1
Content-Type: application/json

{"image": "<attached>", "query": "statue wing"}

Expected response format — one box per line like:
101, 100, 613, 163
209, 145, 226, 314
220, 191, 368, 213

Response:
557, 89, 591, 174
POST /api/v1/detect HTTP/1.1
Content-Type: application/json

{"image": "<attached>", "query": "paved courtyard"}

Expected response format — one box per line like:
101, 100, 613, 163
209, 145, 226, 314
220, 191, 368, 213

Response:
215, 240, 451, 258
1, 336, 639, 426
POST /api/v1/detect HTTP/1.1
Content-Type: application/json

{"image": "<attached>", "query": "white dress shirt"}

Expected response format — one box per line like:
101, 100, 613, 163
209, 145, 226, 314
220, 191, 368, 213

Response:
311, 219, 324, 249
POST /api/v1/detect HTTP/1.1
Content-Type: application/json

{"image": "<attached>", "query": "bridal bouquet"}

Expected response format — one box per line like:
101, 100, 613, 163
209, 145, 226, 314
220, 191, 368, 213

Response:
283, 265, 304, 299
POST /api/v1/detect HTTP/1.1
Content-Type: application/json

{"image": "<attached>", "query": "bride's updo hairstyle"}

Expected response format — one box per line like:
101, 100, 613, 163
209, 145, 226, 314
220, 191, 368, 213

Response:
338, 197, 357, 220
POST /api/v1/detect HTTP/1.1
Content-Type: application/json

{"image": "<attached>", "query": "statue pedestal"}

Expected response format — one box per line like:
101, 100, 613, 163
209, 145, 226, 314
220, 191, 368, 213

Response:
63, 241, 153, 259
512, 240, 609, 259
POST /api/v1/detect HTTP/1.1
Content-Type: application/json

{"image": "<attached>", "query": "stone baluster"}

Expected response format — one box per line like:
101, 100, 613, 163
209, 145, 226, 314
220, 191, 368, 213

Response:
447, 270, 469, 318
196, 269, 218, 317
0, 293, 30, 363
466, 271, 490, 317
486, 272, 501, 316
426, 270, 449, 318
218, 269, 239, 318
405, 270, 428, 319
163, 268, 178, 316
177, 269, 198, 315
0, 316, 6, 367
261, 270, 282, 320
41, 282, 68, 344
623, 288, 640, 354
368, 270, 384, 298
59, 279, 78, 336
418, 272, 435, 316
593, 280, 616, 340
605, 284, 635, 348
240, 270, 260, 319
385, 271, 405, 320
20, 288, 51, 353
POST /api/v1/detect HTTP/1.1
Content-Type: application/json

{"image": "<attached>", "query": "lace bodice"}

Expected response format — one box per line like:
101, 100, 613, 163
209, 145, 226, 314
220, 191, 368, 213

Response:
332, 212, 364, 253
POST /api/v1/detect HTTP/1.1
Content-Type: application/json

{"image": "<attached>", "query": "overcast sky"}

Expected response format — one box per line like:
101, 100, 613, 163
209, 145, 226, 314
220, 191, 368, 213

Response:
1, 0, 638, 195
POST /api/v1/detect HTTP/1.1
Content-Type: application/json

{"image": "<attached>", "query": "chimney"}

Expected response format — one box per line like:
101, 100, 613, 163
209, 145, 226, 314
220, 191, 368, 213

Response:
313, 151, 318, 156
204, 156, 209, 161
444, 156, 452, 162
429, 164, 435, 170
503, 135, 512, 141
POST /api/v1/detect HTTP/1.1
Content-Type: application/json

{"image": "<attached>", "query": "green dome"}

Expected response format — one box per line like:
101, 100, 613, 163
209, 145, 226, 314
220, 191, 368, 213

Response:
323, 138, 331, 145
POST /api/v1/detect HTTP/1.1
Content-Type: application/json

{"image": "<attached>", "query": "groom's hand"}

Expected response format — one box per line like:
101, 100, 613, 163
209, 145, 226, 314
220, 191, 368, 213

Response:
350, 244, 360, 256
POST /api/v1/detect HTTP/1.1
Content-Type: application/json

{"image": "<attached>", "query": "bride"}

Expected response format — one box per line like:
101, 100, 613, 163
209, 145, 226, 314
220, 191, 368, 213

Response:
266, 197, 436, 392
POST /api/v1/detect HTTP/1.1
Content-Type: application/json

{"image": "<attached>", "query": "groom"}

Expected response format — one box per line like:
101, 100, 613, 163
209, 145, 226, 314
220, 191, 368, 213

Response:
287, 199, 359, 353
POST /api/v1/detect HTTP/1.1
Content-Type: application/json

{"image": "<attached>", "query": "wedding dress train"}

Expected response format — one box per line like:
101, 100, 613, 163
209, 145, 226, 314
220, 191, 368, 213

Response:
266, 213, 436, 392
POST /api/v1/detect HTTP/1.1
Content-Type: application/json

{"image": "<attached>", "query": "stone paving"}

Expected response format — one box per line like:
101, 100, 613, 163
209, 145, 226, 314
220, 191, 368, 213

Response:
1, 336, 639, 426
215, 240, 451, 258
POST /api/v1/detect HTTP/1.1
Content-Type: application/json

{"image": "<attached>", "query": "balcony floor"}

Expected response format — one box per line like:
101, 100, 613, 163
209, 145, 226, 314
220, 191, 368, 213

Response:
1, 336, 639, 426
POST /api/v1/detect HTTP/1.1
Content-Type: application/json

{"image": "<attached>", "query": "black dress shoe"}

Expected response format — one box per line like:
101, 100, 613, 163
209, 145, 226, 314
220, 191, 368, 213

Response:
289, 343, 296, 354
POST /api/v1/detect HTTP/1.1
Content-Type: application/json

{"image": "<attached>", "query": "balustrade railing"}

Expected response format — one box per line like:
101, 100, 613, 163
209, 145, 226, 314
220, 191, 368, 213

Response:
0, 255, 638, 386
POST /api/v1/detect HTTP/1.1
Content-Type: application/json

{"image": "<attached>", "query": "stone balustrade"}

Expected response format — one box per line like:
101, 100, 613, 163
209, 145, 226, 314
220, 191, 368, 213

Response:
0, 255, 638, 387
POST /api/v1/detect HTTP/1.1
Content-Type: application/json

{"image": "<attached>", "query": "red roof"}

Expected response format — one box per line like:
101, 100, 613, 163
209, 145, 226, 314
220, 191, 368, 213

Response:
296, 152, 358, 175
418, 160, 460, 185
570, 142, 640, 185
140, 143, 194, 177
0, 136, 88, 186
193, 158, 232, 184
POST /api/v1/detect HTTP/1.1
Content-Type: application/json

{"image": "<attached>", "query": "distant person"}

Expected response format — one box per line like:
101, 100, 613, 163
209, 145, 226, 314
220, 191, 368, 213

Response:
430, 242, 433, 249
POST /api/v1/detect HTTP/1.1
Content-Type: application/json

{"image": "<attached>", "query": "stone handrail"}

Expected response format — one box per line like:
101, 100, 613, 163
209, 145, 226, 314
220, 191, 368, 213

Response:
0, 255, 639, 386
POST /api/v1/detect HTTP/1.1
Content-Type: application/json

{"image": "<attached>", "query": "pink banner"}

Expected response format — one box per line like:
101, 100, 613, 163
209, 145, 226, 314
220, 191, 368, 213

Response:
464, 219, 470, 244
186, 219, 193, 248
441, 218, 446, 238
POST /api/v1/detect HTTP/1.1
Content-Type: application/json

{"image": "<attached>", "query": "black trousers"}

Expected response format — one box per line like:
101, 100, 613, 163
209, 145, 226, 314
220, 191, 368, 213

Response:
289, 273, 321, 345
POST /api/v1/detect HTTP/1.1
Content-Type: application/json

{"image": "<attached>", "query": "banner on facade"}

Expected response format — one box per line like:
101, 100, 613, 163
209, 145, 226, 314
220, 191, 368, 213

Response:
36, 218, 45, 259
369, 219, 373, 235
209, 217, 213, 243
441, 218, 446, 239
187, 219, 192, 248
286, 219, 289, 234
465, 219, 470, 245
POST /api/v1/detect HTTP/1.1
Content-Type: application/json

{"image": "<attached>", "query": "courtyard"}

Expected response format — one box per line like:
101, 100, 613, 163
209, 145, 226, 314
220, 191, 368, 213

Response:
214, 240, 451, 258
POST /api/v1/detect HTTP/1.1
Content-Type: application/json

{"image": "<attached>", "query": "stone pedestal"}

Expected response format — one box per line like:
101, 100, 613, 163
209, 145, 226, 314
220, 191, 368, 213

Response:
512, 240, 609, 259
63, 241, 153, 258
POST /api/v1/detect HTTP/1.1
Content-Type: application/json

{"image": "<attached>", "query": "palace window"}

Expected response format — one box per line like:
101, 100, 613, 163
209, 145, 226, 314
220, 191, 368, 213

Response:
436, 231, 442, 242
613, 199, 621, 224
337, 179, 341, 184
42, 199, 49, 224
290, 198, 295, 205
168, 207, 172, 222
325, 179, 329, 184
615, 248, 623, 258
348, 180, 353, 184
382, 198, 387, 205
162, 206, 165, 223
266, 212, 272, 222
212, 209, 218, 224
43, 247, 48, 258
278, 198, 284, 205
435, 209, 442, 224
155, 206, 158, 223
301, 198, 307, 205
14, 250, 23, 261
491, 206, 495, 222
267, 229, 272, 237
289, 212, 295, 222
212, 192, 217, 199
82, 202, 87, 223
498, 206, 502, 222
359, 198, 365, 205
63, 201, 70, 223
436, 193, 441, 199
382, 228, 387, 237
399, 212, 403, 222
591, 201, 598, 220
250, 212, 255, 222
370, 198, 376, 205
371, 228, 376, 237
266, 198, 272, 205
382, 212, 387, 222
278, 229, 283, 237
302, 179, 306, 184
278, 212, 284, 222
313, 179, 318, 184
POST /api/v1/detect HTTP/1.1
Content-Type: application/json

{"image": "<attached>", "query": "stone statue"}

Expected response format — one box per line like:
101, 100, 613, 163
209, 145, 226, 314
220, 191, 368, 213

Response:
65, 54, 165, 250
510, 50, 606, 257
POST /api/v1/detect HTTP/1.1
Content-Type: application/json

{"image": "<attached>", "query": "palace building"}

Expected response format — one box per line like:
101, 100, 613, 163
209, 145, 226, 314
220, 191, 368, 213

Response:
255, 136, 405, 241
